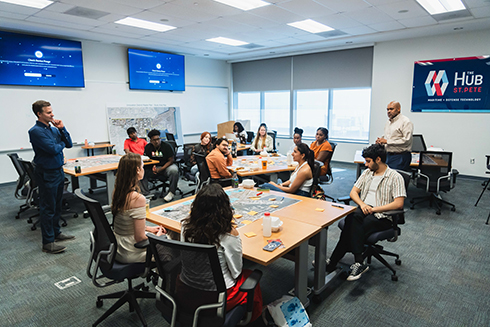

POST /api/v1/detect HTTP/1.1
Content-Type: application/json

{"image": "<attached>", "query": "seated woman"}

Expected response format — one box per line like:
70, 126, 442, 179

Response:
260, 143, 314, 197
233, 122, 248, 144
112, 152, 166, 263
310, 127, 333, 177
178, 183, 263, 322
189, 131, 212, 176
250, 123, 273, 153
290, 127, 303, 152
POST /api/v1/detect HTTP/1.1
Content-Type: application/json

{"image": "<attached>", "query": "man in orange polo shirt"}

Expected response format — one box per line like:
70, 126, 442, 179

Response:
124, 127, 147, 155
206, 138, 233, 179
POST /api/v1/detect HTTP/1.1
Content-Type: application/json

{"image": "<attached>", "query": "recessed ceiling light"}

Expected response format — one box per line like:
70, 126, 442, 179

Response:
287, 19, 334, 34
212, 0, 270, 11
415, 0, 465, 15
206, 37, 248, 46
115, 17, 176, 32
0, 0, 52, 9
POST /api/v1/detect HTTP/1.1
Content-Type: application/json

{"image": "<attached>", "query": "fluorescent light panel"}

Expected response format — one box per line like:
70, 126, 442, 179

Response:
115, 17, 176, 32
288, 19, 334, 34
416, 0, 465, 15
212, 0, 270, 11
0, 0, 52, 9
206, 37, 248, 46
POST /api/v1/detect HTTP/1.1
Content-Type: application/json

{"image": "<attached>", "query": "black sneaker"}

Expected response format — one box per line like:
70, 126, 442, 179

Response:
347, 262, 369, 281
42, 242, 66, 254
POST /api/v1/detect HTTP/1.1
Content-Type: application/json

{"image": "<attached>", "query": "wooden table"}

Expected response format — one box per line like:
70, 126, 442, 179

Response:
64, 154, 157, 205
354, 150, 420, 179
237, 143, 251, 152
230, 155, 296, 182
147, 188, 355, 306
81, 143, 115, 156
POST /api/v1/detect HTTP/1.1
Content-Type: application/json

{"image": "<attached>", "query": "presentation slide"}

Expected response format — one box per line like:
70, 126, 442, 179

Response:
0, 31, 85, 87
128, 48, 185, 91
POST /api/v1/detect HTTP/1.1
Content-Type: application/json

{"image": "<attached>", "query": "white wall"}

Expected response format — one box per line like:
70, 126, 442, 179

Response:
0, 40, 230, 184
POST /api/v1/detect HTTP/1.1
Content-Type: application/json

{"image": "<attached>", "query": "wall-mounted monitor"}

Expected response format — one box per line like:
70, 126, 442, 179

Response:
0, 30, 85, 88
127, 48, 185, 91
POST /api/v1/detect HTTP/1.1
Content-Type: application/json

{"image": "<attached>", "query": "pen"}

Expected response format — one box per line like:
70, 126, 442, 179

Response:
164, 209, 174, 212
332, 204, 344, 209
256, 192, 263, 196
279, 197, 284, 201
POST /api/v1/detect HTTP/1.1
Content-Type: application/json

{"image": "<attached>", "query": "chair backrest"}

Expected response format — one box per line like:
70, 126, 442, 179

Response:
147, 234, 228, 327
310, 161, 322, 196
319, 141, 337, 183
7, 153, 25, 177
246, 131, 254, 143
74, 189, 117, 274
183, 143, 198, 164
412, 134, 427, 152
18, 159, 37, 189
194, 153, 211, 190
166, 133, 176, 142
418, 151, 452, 192
165, 140, 178, 157
267, 131, 277, 152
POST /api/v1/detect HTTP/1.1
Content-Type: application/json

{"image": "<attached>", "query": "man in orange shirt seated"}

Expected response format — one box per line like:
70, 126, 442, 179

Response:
124, 127, 147, 155
206, 138, 233, 180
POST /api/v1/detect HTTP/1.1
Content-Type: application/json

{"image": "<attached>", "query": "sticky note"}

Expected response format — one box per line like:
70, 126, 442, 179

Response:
315, 208, 325, 212
269, 198, 276, 201
250, 197, 260, 200
233, 214, 243, 219
244, 232, 256, 238
270, 205, 279, 208
241, 220, 252, 225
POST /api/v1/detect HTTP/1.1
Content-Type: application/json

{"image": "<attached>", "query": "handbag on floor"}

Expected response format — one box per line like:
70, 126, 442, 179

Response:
262, 295, 312, 327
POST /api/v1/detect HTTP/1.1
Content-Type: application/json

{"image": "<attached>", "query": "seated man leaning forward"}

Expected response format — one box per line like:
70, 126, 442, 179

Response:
206, 137, 233, 180
142, 129, 179, 202
124, 127, 147, 155
325, 143, 406, 281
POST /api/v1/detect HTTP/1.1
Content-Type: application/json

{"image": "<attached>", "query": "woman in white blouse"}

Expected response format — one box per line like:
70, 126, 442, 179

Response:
250, 123, 273, 153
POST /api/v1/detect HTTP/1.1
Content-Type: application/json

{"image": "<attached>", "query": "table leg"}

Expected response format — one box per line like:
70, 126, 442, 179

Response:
70, 175, 80, 193
106, 170, 116, 205
313, 228, 327, 295
294, 241, 310, 307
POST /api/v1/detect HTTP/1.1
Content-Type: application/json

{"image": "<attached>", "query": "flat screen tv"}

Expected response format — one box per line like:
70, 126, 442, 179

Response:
0, 30, 84, 87
128, 48, 185, 91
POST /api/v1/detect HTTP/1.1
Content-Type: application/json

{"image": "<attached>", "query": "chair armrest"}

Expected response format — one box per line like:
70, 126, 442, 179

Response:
134, 239, 150, 248
337, 196, 352, 205
239, 269, 262, 293
383, 209, 405, 216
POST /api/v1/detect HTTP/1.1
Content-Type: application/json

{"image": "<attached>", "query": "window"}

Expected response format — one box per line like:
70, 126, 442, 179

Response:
330, 88, 371, 142
295, 90, 329, 138
234, 92, 260, 130
263, 91, 289, 135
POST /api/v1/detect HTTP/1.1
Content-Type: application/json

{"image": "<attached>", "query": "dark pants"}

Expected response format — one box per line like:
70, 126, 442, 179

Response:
330, 208, 392, 265
140, 164, 179, 195
386, 152, 411, 172
34, 166, 64, 245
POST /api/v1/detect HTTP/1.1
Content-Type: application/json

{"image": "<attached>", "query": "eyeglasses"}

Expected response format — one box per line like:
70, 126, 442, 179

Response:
387, 107, 395, 110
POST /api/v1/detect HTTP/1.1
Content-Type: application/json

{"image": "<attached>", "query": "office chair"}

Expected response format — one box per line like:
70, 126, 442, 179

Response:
267, 130, 277, 153
411, 134, 427, 152
147, 140, 183, 199
337, 170, 411, 281
7, 153, 30, 218
147, 234, 262, 327
246, 131, 254, 143
410, 151, 456, 215
74, 189, 155, 327
180, 143, 199, 197
319, 141, 337, 184
310, 160, 334, 201
474, 154, 490, 207
194, 153, 232, 191
165, 132, 176, 142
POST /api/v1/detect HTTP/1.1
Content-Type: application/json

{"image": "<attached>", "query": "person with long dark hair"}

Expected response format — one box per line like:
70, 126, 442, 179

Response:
310, 127, 333, 176
189, 131, 213, 176
112, 152, 166, 263
179, 184, 263, 321
233, 122, 247, 144
250, 123, 273, 153
260, 143, 314, 197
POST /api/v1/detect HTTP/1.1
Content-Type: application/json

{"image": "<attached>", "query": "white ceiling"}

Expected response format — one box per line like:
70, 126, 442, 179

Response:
1, 0, 490, 62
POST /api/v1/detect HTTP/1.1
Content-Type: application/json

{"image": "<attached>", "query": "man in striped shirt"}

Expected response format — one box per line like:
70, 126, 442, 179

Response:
326, 144, 406, 281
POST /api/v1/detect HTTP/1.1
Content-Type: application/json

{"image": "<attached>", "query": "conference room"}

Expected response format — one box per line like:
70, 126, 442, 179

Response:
1, 0, 490, 326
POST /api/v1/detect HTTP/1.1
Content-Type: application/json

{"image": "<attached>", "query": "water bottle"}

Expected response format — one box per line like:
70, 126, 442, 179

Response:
232, 172, 239, 188
287, 151, 293, 166
263, 212, 272, 237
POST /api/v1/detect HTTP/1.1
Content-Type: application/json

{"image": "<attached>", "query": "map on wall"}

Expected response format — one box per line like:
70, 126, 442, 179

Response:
107, 104, 183, 154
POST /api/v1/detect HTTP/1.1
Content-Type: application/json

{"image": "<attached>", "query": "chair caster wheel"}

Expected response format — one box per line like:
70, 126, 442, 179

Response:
15, 215, 20, 219
84, 213, 89, 218
312, 294, 322, 303
62, 222, 67, 227
96, 299, 103, 308
89, 189, 94, 194
28, 219, 32, 223
436, 211, 441, 215
391, 275, 398, 281
395, 259, 401, 265
410, 206, 414, 210
31, 226, 36, 231
142, 285, 149, 292
73, 213, 78, 218
451, 207, 456, 212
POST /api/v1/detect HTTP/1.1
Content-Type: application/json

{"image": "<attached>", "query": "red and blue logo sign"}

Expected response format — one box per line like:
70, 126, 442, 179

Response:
412, 56, 490, 112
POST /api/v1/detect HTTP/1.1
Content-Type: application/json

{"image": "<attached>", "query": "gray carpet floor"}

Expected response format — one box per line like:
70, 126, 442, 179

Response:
1, 162, 489, 327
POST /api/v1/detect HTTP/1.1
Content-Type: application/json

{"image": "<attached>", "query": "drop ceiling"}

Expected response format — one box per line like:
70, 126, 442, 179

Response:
1, 0, 489, 62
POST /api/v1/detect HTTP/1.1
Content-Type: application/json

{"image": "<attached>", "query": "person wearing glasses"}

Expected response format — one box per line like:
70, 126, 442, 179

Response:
375, 101, 413, 171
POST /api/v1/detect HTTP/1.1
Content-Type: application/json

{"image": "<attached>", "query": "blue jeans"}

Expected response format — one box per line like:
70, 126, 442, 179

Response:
386, 152, 411, 172
34, 166, 64, 244
260, 179, 311, 197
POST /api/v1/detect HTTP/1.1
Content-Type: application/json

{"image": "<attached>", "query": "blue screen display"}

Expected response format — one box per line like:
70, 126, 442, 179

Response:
128, 48, 185, 91
0, 31, 84, 87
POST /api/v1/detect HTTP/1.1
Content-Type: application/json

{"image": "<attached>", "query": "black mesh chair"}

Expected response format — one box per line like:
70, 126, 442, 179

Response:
194, 153, 232, 191
410, 151, 456, 215
267, 131, 277, 153
337, 170, 411, 281
474, 154, 490, 208
246, 131, 254, 143
75, 189, 155, 327
147, 234, 262, 327
310, 160, 334, 201
7, 153, 30, 218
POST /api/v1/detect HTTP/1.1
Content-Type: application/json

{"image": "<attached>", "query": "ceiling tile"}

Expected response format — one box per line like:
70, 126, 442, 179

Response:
0, 11, 30, 20
341, 25, 377, 35
150, 2, 218, 22
142, 32, 200, 43
129, 10, 194, 28
206, 16, 258, 32
369, 20, 406, 31
376, 1, 430, 19
463, 0, 490, 9
33, 10, 107, 27
249, 4, 305, 24
106, 0, 165, 10
25, 16, 95, 31
0, 2, 40, 15
91, 22, 161, 36
225, 12, 277, 28
276, 0, 335, 18
398, 15, 437, 28
43, 2, 75, 13
59, 0, 142, 15
237, 28, 288, 41
347, 6, 393, 25
314, 0, 371, 13
274, 36, 304, 45
294, 33, 329, 41
170, 0, 242, 16
470, 5, 490, 18
314, 13, 364, 29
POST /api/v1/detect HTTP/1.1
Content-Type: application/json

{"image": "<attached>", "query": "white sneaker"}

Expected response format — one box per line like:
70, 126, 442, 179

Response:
163, 192, 174, 202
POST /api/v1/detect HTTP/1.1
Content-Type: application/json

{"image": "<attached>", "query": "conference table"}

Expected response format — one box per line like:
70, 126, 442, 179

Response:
63, 154, 157, 205
147, 187, 355, 306
81, 143, 115, 156
229, 154, 296, 182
